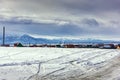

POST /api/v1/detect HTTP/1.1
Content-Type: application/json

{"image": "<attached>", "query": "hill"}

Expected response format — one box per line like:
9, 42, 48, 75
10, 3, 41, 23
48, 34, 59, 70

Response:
0, 34, 119, 44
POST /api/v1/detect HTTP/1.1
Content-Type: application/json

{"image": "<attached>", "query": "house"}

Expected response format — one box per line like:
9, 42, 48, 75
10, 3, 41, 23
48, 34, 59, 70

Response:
99, 44, 116, 49
64, 44, 75, 48
29, 44, 38, 47
74, 44, 80, 48
117, 44, 120, 49
14, 43, 23, 47
56, 44, 63, 48
1, 44, 10, 47
47, 45, 56, 47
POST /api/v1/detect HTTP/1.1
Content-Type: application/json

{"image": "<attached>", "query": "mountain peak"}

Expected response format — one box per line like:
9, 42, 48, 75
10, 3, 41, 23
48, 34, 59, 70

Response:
20, 34, 32, 38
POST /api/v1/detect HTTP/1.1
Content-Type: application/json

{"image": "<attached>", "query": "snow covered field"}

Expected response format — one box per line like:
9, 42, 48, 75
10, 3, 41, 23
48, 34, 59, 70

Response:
0, 47, 120, 80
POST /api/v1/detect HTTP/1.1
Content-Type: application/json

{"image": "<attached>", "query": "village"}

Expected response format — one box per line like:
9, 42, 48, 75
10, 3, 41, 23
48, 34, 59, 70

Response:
1, 27, 120, 49
0, 42, 119, 49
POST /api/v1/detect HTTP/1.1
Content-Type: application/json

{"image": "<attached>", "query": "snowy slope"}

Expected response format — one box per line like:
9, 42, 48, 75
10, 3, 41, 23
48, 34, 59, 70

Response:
0, 48, 120, 80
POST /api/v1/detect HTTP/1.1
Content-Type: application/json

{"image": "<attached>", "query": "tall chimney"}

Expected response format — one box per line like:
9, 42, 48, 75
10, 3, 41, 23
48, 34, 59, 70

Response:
3, 27, 5, 46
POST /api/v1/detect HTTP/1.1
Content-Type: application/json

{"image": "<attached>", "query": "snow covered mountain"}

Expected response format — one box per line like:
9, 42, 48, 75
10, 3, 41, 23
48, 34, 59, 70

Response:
0, 34, 119, 44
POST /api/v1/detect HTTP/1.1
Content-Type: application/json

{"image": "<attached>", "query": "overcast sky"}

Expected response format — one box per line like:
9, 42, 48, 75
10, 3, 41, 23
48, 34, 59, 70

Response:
0, 0, 120, 39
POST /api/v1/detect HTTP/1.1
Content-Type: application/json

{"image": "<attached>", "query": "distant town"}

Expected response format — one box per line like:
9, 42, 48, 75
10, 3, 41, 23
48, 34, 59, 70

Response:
9, 42, 120, 49
1, 27, 120, 49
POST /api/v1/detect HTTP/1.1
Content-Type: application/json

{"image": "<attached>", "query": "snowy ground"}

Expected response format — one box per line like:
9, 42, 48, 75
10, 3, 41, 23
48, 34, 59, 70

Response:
0, 47, 120, 80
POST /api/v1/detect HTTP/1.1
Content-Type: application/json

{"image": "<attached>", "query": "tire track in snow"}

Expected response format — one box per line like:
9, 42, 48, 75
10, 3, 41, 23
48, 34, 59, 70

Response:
40, 50, 118, 80
0, 49, 110, 67
26, 62, 41, 80
0, 48, 119, 80
61, 49, 113, 64
0, 49, 41, 59
78, 55, 120, 80
42, 49, 93, 63
0, 49, 117, 73
0, 50, 29, 59
0, 49, 91, 67
35, 49, 112, 78
58, 49, 116, 73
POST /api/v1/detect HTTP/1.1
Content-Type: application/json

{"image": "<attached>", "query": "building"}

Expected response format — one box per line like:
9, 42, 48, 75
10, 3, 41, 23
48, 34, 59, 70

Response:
14, 43, 23, 47
64, 44, 75, 48
99, 44, 116, 49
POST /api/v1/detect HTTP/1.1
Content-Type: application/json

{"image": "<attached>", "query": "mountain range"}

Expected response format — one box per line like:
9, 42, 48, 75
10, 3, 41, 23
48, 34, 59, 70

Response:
0, 34, 119, 44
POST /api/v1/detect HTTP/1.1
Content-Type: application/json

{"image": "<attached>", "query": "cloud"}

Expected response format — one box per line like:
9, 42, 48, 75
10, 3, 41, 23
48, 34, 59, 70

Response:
80, 18, 99, 27
0, 0, 120, 39
1, 0, 120, 23
58, 0, 120, 13
0, 17, 118, 37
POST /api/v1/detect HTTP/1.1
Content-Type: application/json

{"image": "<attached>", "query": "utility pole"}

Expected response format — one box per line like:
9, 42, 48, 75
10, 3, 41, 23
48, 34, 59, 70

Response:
3, 27, 5, 46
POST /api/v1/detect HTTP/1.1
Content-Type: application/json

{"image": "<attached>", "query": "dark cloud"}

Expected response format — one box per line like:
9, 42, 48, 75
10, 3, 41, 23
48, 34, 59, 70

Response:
81, 18, 99, 27
0, 18, 33, 25
0, 17, 120, 38
0, 18, 86, 36
58, 0, 120, 13
0, 0, 120, 39
22, 23, 86, 36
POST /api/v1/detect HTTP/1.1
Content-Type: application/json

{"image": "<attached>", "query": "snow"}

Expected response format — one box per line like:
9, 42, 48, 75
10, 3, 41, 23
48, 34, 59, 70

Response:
0, 47, 120, 80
